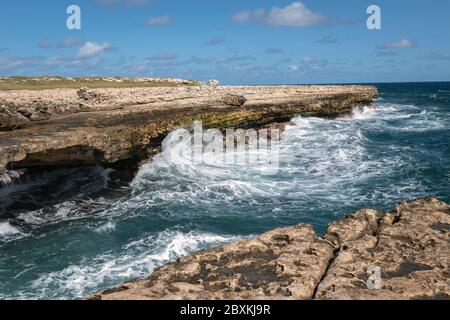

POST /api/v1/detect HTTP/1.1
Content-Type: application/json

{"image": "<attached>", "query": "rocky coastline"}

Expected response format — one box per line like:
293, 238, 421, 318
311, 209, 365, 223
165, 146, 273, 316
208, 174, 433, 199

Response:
0, 83, 377, 181
1, 80, 448, 301
90, 197, 450, 300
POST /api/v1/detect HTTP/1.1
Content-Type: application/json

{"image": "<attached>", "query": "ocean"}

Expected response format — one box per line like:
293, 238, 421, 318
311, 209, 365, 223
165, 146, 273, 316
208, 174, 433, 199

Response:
0, 82, 449, 299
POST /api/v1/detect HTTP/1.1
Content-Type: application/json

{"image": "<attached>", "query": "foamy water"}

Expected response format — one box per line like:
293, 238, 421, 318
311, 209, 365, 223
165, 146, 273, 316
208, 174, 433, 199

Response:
0, 222, 23, 242
0, 82, 449, 299
16, 229, 241, 300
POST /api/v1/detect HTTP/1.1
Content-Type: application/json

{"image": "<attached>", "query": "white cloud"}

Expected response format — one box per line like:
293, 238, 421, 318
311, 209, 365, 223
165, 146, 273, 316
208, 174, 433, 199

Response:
145, 16, 172, 26
0, 53, 107, 75
231, 2, 327, 27
377, 39, 417, 49
266, 2, 326, 27
231, 11, 252, 23
77, 42, 111, 59
289, 65, 300, 71
231, 9, 265, 23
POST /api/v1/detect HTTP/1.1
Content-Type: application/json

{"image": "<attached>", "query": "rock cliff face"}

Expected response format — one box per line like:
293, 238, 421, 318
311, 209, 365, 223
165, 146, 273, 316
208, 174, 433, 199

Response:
90, 197, 450, 300
0, 85, 377, 176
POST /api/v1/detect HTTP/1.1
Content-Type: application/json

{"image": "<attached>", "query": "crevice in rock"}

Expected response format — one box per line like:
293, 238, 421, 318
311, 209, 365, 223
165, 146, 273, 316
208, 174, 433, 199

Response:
312, 211, 386, 299
312, 246, 340, 299
373, 211, 388, 251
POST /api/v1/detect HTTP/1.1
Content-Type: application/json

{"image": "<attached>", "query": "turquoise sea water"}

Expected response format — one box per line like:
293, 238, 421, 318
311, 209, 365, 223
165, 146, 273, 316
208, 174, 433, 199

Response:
0, 82, 449, 299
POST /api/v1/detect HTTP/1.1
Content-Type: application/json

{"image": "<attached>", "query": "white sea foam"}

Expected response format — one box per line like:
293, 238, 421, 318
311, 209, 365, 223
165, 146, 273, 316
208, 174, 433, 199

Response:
0, 222, 22, 241
90, 221, 117, 233
16, 197, 112, 226
17, 229, 242, 299
0, 170, 23, 185
123, 101, 435, 217
350, 105, 380, 120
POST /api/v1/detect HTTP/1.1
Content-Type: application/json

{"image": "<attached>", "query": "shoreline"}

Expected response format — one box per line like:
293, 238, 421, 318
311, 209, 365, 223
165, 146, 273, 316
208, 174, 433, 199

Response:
89, 197, 450, 300
0, 84, 378, 183
0, 81, 448, 300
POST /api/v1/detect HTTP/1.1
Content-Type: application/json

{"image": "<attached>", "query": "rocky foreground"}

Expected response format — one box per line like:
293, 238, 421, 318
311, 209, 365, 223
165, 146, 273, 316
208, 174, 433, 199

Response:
0, 84, 377, 178
90, 197, 450, 300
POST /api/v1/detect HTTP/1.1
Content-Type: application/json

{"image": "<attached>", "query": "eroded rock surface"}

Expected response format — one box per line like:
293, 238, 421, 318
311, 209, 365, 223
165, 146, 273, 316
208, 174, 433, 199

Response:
0, 85, 377, 175
316, 197, 450, 300
91, 225, 335, 300
90, 197, 450, 300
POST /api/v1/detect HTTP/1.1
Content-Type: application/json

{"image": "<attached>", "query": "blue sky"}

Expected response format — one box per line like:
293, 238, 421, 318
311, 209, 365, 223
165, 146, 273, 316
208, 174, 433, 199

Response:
0, 0, 449, 84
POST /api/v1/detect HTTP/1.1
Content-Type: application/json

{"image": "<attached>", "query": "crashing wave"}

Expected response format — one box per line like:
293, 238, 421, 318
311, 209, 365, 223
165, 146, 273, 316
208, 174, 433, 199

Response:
7, 229, 242, 300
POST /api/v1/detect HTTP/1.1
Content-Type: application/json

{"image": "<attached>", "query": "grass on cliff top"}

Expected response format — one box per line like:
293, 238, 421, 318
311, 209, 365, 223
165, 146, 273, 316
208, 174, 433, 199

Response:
0, 76, 203, 90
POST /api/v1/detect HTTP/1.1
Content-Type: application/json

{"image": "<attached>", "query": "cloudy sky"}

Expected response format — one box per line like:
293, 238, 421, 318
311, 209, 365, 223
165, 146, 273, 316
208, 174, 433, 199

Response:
0, 0, 449, 84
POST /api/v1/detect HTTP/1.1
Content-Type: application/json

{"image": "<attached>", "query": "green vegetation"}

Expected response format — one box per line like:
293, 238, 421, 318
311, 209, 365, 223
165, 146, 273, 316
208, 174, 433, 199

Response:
0, 76, 203, 90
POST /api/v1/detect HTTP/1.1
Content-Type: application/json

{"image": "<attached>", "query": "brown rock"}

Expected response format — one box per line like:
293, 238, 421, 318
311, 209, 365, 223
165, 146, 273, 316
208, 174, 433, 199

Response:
207, 79, 220, 87
324, 208, 383, 246
0, 85, 378, 175
221, 94, 247, 107
76, 87, 102, 101
0, 105, 28, 130
90, 197, 450, 300
316, 197, 450, 300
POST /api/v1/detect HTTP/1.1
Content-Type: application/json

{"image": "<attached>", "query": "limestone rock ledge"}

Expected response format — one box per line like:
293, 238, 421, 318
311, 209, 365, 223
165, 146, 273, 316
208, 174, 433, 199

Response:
90, 197, 450, 300
0, 85, 377, 175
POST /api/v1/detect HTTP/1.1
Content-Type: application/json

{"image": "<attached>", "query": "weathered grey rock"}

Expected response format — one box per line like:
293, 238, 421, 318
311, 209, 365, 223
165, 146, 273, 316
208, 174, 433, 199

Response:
89, 197, 450, 300
316, 197, 450, 300
17, 105, 51, 121
324, 208, 383, 246
0, 105, 28, 130
208, 79, 220, 87
76, 87, 101, 101
221, 94, 247, 107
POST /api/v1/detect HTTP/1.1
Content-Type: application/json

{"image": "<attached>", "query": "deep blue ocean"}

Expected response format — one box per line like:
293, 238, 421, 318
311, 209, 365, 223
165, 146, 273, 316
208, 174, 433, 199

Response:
0, 82, 449, 299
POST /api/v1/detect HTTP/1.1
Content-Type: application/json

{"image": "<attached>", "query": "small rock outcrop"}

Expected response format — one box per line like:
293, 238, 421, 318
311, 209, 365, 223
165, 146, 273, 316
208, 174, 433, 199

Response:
0, 105, 28, 130
90, 197, 450, 300
221, 94, 247, 107
208, 79, 220, 87
76, 87, 102, 101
